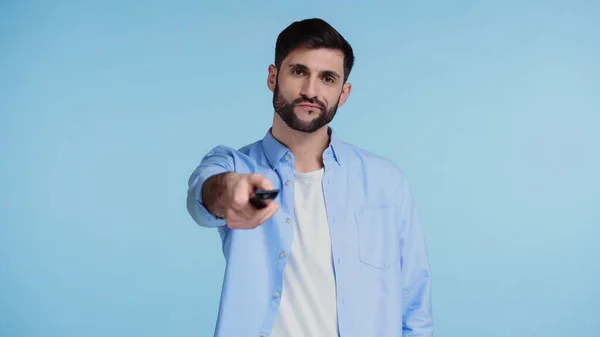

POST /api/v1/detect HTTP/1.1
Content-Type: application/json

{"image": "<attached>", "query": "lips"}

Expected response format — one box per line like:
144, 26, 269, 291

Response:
296, 103, 321, 110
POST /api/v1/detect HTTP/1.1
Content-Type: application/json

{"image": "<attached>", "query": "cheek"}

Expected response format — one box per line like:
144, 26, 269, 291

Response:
323, 89, 342, 106
278, 78, 300, 96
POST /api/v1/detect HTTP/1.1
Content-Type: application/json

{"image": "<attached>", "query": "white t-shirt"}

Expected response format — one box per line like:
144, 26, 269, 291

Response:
270, 168, 338, 337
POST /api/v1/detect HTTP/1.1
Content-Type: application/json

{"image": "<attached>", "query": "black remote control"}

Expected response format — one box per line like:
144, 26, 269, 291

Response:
249, 189, 279, 209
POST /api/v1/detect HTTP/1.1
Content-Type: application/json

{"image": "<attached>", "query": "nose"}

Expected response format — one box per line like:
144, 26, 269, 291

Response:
300, 77, 318, 99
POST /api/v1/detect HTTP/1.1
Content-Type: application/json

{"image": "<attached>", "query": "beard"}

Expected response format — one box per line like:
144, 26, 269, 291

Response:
272, 81, 341, 133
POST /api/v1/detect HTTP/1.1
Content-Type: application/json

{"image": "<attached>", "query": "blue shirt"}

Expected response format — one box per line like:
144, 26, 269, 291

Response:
187, 127, 433, 337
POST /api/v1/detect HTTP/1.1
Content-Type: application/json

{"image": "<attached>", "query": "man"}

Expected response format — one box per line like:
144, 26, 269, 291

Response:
187, 18, 433, 337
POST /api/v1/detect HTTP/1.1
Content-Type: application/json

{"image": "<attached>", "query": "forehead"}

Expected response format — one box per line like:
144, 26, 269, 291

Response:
282, 47, 344, 73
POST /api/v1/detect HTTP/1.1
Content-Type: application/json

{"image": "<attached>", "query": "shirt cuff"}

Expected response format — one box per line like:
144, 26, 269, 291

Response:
187, 166, 229, 228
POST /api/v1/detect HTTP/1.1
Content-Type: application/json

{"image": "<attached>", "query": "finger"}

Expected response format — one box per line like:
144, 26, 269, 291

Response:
251, 202, 280, 227
266, 201, 280, 218
231, 189, 250, 212
247, 173, 274, 191
243, 202, 266, 220
241, 198, 262, 218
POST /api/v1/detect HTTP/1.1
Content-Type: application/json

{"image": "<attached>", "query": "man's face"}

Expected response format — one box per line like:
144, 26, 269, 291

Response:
269, 48, 351, 133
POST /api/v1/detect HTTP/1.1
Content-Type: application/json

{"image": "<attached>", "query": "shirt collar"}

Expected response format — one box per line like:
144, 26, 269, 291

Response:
261, 126, 343, 170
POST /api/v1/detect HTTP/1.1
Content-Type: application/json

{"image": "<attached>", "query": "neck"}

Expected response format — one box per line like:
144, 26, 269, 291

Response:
271, 113, 330, 173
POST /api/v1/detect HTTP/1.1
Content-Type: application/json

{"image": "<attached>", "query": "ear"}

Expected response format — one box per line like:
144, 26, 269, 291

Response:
337, 82, 352, 107
267, 64, 277, 93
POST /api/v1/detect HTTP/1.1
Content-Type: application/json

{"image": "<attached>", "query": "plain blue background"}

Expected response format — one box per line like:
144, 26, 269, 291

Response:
1, 1, 599, 336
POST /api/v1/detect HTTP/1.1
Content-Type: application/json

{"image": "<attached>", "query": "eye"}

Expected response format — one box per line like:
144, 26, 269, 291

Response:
323, 76, 335, 84
292, 69, 304, 76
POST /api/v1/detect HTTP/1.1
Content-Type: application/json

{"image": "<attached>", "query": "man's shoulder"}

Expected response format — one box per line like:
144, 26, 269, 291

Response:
339, 140, 413, 206
340, 141, 407, 179
237, 139, 262, 154
198, 139, 264, 175
206, 139, 261, 157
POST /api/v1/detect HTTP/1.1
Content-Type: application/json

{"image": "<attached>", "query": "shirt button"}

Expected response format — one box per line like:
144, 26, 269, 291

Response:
285, 155, 291, 161
280, 251, 285, 258
285, 180, 291, 186
274, 292, 280, 298
261, 334, 267, 337
286, 218, 292, 223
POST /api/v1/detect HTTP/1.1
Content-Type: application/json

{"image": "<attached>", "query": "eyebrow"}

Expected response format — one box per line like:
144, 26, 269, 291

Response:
288, 63, 341, 80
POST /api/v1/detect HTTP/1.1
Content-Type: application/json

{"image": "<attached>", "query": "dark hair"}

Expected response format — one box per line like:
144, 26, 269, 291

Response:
274, 18, 355, 83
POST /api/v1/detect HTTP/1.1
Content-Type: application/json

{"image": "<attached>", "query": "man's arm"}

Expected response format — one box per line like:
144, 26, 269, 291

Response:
186, 144, 278, 229
186, 146, 236, 228
399, 175, 434, 336
201, 172, 234, 219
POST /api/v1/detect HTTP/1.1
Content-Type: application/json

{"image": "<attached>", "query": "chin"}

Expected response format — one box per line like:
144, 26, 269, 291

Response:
295, 112, 317, 120
294, 108, 320, 117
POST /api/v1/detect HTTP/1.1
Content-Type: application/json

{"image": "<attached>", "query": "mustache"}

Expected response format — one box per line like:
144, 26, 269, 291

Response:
291, 96, 326, 109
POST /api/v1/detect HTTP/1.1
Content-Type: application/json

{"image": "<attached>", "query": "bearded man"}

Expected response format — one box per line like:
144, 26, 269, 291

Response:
186, 17, 434, 337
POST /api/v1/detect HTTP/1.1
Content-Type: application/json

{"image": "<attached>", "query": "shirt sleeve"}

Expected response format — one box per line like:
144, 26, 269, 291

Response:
186, 145, 237, 228
399, 175, 434, 336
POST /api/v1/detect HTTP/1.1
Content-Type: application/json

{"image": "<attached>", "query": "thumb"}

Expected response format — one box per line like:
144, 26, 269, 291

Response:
247, 173, 274, 191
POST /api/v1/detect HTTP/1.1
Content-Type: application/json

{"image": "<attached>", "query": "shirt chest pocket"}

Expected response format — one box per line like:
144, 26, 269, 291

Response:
354, 206, 401, 270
